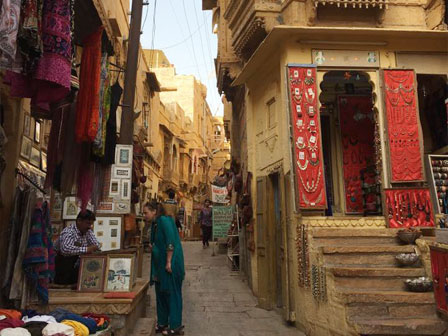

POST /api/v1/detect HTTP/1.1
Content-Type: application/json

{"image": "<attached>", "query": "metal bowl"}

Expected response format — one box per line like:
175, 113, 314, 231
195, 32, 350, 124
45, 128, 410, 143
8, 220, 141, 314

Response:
397, 230, 422, 244
405, 277, 433, 292
395, 253, 419, 266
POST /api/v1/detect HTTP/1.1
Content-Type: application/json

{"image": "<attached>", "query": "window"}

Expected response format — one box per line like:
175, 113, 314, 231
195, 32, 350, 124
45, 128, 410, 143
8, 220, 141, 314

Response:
267, 98, 277, 128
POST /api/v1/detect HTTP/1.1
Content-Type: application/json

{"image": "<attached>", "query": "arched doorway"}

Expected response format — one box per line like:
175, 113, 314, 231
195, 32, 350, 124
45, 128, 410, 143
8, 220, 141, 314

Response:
319, 71, 382, 216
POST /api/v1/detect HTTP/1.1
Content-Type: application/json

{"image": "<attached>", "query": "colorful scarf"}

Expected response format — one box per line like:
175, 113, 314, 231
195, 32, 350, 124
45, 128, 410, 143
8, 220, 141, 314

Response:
22, 202, 55, 304
75, 27, 103, 143
0, 0, 21, 70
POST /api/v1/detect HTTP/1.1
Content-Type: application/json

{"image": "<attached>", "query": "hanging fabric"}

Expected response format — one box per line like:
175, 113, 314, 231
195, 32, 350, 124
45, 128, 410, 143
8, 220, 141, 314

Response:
4, 0, 73, 115
75, 27, 103, 143
102, 81, 122, 165
383, 69, 424, 182
17, 0, 43, 74
8, 188, 36, 305
92, 54, 111, 158
22, 202, 55, 304
0, 0, 21, 70
76, 144, 94, 211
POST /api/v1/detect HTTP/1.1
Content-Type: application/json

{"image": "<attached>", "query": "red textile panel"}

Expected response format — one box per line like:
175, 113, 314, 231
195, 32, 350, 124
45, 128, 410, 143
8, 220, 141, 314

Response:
384, 188, 434, 228
288, 66, 326, 209
338, 96, 375, 214
384, 70, 423, 182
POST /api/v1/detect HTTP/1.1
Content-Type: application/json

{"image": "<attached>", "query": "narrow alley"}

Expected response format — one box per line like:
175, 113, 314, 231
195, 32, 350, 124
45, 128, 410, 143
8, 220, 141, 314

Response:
160, 242, 302, 336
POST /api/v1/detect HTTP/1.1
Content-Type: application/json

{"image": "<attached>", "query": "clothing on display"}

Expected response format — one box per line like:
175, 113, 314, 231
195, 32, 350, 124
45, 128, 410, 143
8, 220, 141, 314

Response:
0, 328, 31, 336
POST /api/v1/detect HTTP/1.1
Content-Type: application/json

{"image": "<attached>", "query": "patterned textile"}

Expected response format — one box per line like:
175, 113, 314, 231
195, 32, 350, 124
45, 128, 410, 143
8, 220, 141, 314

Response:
22, 202, 55, 304
0, 0, 21, 70
81, 313, 110, 331
93, 54, 109, 152
75, 27, 103, 143
54, 223, 100, 256
4, 0, 72, 106
17, 0, 43, 74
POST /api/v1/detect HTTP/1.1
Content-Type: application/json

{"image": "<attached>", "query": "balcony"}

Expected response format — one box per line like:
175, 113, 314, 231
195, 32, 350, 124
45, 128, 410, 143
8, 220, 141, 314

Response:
163, 169, 179, 186
312, 0, 389, 9
224, 0, 281, 61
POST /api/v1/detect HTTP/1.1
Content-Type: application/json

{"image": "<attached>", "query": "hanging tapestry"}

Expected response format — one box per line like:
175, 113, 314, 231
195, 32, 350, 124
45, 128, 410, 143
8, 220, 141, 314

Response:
288, 66, 326, 209
385, 188, 434, 227
383, 70, 423, 182
338, 96, 375, 214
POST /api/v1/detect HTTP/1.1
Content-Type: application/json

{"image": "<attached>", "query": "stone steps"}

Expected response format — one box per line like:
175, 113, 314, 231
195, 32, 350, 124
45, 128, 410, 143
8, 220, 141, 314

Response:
322, 245, 417, 267
353, 317, 446, 335
313, 228, 447, 335
313, 228, 401, 246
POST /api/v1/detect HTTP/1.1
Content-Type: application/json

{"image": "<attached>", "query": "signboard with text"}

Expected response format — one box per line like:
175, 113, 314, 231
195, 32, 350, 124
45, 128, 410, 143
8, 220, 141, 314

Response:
212, 206, 233, 239
211, 185, 228, 204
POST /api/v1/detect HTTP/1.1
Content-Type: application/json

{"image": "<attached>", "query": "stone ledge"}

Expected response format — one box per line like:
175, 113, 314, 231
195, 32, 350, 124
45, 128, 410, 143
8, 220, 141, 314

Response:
322, 245, 415, 254
338, 290, 435, 304
353, 317, 447, 335
329, 266, 425, 277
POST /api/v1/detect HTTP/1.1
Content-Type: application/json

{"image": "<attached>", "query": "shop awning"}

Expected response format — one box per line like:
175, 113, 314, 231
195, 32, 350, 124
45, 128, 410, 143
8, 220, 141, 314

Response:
146, 72, 161, 93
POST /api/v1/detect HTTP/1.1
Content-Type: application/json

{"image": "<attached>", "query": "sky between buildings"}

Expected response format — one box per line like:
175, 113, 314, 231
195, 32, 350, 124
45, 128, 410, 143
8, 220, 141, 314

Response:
140, 0, 223, 116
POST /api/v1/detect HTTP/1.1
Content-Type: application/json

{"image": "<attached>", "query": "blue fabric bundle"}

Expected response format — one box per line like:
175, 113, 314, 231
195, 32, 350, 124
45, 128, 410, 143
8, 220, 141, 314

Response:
49, 309, 97, 334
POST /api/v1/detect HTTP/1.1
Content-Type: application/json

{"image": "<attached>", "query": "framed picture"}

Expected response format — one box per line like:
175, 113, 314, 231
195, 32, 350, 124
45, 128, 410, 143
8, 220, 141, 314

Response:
20, 137, 32, 160
41, 151, 47, 172
51, 222, 63, 237
50, 191, 63, 221
104, 254, 135, 292
121, 180, 130, 200
109, 179, 120, 197
115, 145, 133, 167
23, 114, 31, 137
30, 147, 41, 167
112, 166, 131, 179
77, 255, 107, 292
63, 197, 79, 220
93, 216, 122, 251
34, 119, 41, 143
115, 201, 131, 214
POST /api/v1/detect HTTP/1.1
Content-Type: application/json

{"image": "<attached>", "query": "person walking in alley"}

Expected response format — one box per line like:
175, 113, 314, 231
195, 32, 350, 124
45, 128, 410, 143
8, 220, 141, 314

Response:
198, 199, 213, 248
144, 201, 185, 336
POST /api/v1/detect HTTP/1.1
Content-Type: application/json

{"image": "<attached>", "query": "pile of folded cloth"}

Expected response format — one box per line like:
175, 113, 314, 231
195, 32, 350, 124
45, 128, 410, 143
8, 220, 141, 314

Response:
0, 308, 110, 336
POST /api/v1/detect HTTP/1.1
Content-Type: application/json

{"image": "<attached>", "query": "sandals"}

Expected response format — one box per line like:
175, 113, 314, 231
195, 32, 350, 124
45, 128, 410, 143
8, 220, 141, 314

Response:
155, 324, 168, 333
162, 326, 185, 335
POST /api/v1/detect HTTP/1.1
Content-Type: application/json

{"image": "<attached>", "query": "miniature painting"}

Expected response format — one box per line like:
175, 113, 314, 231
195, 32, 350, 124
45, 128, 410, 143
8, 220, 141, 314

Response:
78, 256, 106, 292
105, 254, 134, 292
20, 137, 32, 160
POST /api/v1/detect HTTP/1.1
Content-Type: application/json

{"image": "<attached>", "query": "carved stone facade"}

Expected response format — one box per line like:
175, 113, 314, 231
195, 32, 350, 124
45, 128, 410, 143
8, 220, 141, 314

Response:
204, 0, 447, 334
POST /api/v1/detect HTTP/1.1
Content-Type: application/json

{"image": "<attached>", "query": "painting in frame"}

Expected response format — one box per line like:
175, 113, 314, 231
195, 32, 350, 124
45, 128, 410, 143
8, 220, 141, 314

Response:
20, 137, 32, 160
104, 254, 135, 292
77, 255, 107, 292
63, 196, 79, 220
30, 147, 41, 167
110, 179, 120, 197
115, 145, 133, 167
112, 166, 131, 179
23, 114, 31, 137
34, 119, 41, 143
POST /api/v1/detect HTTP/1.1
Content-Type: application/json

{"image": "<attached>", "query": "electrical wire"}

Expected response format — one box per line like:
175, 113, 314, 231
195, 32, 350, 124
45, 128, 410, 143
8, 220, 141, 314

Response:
182, 0, 204, 83
158, 22, 205, 50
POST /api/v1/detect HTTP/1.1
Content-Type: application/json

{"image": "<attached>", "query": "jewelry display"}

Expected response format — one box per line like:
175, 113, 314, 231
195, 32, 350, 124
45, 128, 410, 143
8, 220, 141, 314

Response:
296, 224, 310, 288
427, 154, 448, 214
288, 66, 326, 209
385, 188, 434, 228
384, 70, 424, 182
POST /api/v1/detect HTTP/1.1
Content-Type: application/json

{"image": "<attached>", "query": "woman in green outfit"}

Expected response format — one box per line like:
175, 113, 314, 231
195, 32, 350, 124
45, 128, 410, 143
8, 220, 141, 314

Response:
144, 201, 185, 336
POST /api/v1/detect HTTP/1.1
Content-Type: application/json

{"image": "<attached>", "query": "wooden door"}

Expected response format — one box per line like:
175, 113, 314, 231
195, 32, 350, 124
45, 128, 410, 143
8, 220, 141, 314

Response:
256, 176, 271, 309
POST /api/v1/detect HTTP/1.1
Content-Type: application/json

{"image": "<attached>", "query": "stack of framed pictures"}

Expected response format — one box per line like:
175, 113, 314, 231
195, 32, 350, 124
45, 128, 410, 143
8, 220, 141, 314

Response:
77, 254, 135, 292
97, 145, 133, 215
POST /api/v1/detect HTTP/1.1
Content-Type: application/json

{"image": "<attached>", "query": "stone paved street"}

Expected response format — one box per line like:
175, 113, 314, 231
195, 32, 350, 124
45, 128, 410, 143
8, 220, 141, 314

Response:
150, 241, 304, 336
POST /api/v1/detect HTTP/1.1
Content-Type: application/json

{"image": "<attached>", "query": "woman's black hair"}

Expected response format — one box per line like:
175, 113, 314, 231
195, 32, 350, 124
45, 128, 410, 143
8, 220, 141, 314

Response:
144, 201, 166, 217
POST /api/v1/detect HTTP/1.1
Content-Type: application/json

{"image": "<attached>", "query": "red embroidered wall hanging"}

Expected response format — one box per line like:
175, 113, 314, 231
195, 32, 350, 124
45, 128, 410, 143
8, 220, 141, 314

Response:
383, 70, 424, 182
385, 188, 434, 228
338, 96, 375, 214
288, 66, 326, 209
